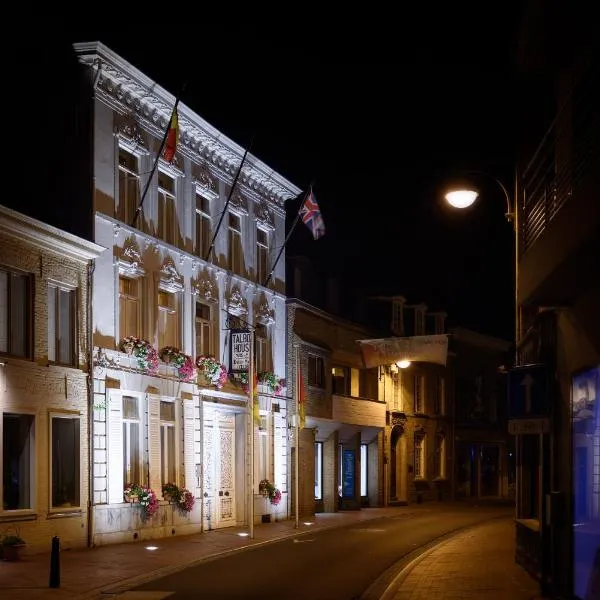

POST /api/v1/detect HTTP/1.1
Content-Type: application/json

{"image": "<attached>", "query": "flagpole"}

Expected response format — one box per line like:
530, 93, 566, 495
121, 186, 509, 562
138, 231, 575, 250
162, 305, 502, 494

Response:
262, 189, 309, 288
294, 344, 300, 529
248, 329, 255, 539
131, 91, 184, 228
204, 141, 253, 263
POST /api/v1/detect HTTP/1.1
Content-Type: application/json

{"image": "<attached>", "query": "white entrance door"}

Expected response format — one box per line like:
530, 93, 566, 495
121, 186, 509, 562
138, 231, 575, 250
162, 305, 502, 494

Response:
203, 409, 236, 529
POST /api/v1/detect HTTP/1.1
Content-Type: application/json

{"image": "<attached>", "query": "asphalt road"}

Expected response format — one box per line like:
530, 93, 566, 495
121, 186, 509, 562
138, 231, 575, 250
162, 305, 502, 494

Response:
133, 507, 510, 599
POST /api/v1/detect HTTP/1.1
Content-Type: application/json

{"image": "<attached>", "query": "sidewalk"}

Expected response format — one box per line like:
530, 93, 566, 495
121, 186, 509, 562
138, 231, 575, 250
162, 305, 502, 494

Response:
0, 504, 435, 600
386, 517, 542, 600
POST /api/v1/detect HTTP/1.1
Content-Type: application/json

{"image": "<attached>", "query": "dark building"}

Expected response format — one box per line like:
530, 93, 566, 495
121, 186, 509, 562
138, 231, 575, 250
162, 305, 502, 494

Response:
515, 3, 599, 598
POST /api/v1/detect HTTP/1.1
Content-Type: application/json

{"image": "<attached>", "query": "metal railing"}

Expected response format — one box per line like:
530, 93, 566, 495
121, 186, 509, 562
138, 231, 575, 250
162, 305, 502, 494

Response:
520, 59, 599, 255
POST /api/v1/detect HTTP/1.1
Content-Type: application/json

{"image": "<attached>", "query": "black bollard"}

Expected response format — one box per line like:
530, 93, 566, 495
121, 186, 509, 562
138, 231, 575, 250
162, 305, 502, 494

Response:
49, 536, 60, 588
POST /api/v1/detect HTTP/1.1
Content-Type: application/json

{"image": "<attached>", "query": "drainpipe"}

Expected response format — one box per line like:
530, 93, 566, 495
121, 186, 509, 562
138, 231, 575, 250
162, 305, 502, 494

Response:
86, 260, 95, 548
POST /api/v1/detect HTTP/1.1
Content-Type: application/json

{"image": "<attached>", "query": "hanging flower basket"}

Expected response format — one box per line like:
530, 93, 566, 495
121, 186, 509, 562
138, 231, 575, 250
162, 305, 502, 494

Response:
258, 372, 285, 395
258, 479, 281, 505
161, 483, 195, 513
177, 355, 196, 382
124, 484, 158, 520
119, 337, 159, 374
158, 346, 185, 366
196, 355, 229, 389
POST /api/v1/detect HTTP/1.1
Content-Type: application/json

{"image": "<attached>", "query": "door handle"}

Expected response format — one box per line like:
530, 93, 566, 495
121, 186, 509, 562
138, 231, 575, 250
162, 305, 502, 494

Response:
224, 491, 229, 496
218, 491, 223, 496
203, 492, 208, 498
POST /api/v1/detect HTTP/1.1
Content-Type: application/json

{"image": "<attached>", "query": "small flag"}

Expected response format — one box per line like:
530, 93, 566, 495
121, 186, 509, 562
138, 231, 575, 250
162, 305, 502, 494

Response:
298, 367, 306, 429
163, 108, 179, 163
299, 189, 325, 240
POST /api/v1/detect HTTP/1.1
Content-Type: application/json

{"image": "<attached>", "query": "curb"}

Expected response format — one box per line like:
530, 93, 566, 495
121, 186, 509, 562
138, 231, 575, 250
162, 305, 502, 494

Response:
82, 509, 429, 599
360, 514, 512, 600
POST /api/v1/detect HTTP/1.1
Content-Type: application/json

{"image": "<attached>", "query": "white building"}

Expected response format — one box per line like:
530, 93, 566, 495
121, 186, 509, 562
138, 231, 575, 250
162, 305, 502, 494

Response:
0, 206, 103, 553
74, 42, 300, 545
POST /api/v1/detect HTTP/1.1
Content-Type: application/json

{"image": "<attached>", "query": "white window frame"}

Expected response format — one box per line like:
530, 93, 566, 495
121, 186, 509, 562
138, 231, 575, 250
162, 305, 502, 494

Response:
195, 192, 212, 259
48, 281, 76, 366
1, 411, 36, 514
157, 169, 177, 246
255, 325, 272, 373
117, 145, 141, 226
256, 414, 271, 485
157, 286, 180, 350
195, 300, 213, 357
49, 411, 82, 511
159, 400, 178, 487
256, 226, 269, 285
228, 211, 243, 273
122, 395, 145, 486
413, 374, 425, 414
118, 275, 142, 341
315, 442, 323, 500
360, 443, 368, 497
414, 433, 426, 479
434, 433, 447, 479
0, 266, 31, 358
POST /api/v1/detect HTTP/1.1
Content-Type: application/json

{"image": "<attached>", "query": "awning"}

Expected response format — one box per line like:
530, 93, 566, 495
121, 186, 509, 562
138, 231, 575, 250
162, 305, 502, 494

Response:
357, 334, 449, 368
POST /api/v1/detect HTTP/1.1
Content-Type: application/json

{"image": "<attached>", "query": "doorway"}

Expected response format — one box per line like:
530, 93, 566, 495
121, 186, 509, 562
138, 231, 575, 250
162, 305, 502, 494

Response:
389, 425, 406, 503
202, 408, 236, 530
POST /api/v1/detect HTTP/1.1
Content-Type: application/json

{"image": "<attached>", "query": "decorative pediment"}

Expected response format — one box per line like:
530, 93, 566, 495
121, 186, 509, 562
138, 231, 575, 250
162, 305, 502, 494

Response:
116, 237, 146, 278
255, 297, 275, 325
159, 256, 183, 293
230, 191, 249, 216
193, 164, 218, 195
192, 270, 219, 303
389, 411, 408, 432
226, 286, 248, 316
255, 200, 274, 230
115, 119, 147, 150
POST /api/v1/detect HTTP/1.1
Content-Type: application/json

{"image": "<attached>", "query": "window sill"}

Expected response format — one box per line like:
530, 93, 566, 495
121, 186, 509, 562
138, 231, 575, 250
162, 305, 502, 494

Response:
47, 510, 83, 519
0, 512, 38, 522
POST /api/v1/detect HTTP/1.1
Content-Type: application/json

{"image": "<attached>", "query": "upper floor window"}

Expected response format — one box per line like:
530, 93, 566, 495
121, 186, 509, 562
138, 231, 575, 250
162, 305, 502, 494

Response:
332, 366, 350, 395
256, 227, 269, 285
195, 194, 212, 259
158, 171, 176, 246
0, 267, 30, 358
414, 433, 425, 479
118, 148, 140, 226
48, 284, 76, 366
413, 374, 425, 414
433, 375, 446, 415
308, 355, 325, 388
434, 433, 446, 478
157, 288, 179, 349
119, 276, 141, 339
195, 301, 212, 357
228, 212, 242, 273
255, 325, 272, 373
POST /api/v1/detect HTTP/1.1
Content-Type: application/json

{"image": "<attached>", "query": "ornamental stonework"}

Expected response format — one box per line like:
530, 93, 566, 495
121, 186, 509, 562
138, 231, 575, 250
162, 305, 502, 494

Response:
192, 270, 219, 303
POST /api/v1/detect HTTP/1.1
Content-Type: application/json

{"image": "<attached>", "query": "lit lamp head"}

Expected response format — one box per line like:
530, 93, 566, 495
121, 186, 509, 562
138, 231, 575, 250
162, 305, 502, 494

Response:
445, 189, 479, 209
396, 360, 411, 369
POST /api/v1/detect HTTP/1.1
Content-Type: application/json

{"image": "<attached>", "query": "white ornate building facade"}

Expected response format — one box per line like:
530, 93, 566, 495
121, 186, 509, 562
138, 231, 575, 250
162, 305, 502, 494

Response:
74, 42, 299, 546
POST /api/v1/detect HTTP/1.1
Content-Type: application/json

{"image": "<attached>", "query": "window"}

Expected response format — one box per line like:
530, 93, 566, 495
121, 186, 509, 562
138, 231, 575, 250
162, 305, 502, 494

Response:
158, 171, 176, 245
308, 355, 325, 388
434, 433, 446, 478
51, 415, 80, 508
415, 309, 425, 335
119, 276, 141, 339
256, 227, 269, 284
48, 285, 76, 365
2, 413, 35, 510
195, 194, 211, 259
413, 374, 425, 413
414, 433, 425, 479
158, 289, 178, 349
315, 442, 323, 500
160, 401, 176, 486
228, 212, 242, 273
0, 268, 30, 358
433, 375, 446, 415
122, 396, 141, 485
332, 366, 350, 395
118, 148, 140, 225
255, 325, 272, 373
257, 415, 270, 483
360, 444, 368, 497
195, 301, 212, 357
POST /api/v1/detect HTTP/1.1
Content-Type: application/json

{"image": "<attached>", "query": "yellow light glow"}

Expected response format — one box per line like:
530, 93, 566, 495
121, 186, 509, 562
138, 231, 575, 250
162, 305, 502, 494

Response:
145, 546, 159, 551
238, 532, 250, 537
303, 522, 314, 526
445, 189, 478, 209
396, 360, 411, 369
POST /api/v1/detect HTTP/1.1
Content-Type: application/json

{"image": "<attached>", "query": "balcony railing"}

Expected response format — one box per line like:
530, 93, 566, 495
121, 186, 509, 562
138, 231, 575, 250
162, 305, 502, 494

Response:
520, 60, 599, 255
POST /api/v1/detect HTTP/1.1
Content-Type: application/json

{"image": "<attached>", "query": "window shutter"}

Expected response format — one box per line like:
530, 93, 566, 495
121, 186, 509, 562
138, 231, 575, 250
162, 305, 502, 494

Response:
183, 398, 196, 495
107, 395, 124, 503
148, 395, 161, 492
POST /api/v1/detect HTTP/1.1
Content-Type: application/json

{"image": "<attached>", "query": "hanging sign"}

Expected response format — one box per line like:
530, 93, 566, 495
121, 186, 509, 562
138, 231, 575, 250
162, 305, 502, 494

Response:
230, 329, 251, 373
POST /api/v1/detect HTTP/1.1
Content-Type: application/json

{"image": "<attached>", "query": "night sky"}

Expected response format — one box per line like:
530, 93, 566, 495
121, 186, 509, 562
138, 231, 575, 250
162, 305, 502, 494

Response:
14, 9, 551, 342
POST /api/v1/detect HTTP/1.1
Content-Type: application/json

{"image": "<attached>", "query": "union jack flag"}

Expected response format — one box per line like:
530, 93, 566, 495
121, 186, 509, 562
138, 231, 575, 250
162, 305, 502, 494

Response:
299, 189, 326, 240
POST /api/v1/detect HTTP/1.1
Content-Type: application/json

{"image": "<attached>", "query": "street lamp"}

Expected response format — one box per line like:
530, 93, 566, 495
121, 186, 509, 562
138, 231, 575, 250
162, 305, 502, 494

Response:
396, 360, 411, 369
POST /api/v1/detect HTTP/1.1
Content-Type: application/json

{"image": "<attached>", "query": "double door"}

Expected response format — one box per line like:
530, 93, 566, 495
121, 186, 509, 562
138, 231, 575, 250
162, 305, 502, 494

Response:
203, 409, 236, 529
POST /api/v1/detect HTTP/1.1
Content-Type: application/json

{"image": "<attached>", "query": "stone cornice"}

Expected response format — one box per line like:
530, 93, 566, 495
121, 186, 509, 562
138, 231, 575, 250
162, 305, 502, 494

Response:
73, 41, 302, 208
0, 205, 105, 263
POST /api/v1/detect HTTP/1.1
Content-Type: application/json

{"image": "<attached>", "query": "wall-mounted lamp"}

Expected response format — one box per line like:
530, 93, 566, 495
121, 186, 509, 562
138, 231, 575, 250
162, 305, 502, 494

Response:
396, 360, 411, 369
